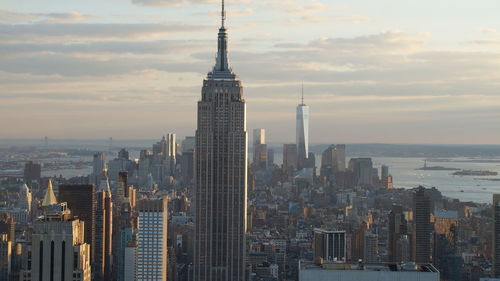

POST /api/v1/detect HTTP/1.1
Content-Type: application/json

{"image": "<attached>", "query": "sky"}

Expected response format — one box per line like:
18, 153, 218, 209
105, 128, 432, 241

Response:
0, 0, 499, 144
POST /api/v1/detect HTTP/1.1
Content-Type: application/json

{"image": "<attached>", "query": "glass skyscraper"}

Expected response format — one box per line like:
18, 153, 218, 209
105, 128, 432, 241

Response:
296, 90, 309, 170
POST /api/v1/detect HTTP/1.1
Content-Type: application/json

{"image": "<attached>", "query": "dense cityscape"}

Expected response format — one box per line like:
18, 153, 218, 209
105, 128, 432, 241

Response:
1, 1, 500, 281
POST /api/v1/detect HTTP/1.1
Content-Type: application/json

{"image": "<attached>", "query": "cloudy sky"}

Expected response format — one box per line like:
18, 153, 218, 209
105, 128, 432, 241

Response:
1, 0, 499, 144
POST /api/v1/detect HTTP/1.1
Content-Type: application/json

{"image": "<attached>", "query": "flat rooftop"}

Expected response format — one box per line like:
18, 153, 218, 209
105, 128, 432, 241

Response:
299, 261, 439, 273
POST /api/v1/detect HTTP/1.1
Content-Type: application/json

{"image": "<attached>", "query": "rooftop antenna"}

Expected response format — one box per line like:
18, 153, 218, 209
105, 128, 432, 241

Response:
301, 83, 304, 105
221, 0, 226, 27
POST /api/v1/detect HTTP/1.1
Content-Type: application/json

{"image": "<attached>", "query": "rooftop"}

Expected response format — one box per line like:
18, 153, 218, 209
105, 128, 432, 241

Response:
299, 261, 439, 273
434, 210, 459, 219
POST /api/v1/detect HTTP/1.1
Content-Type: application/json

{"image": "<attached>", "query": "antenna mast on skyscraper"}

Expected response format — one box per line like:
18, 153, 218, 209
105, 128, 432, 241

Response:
222, 0, 226, 27
301, 83, 304, 105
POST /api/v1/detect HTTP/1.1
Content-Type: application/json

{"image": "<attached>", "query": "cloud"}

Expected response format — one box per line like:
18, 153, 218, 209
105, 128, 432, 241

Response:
1, 29, 500, 142
0, 40, 212, 57
301, 14, 371, 24
0, 9, 97, 24
273, 0, 332, 15
132, 0, 251, 7
472, 39, 500, 45
481, 28, 499, 35
195, 8, 255, 18
0, 23, 211, 43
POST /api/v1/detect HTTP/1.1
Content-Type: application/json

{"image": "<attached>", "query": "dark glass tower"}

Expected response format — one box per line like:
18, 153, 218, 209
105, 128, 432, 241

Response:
493, 194, 500, 277
194, 1, 248, 280
414, 186, 432, 264
58, 184, 96, 262
388, 204, 408, 263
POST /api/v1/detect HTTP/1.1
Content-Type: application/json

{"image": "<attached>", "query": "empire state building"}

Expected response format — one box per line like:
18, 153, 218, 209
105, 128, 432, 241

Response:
194, 1, 248, 280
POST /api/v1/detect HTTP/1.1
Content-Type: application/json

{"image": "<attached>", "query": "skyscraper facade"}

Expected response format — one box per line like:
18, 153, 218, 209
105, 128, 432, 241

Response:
313, 229, 346, 262
334, 144, 346, 172
92, 152, 105, 186
253, 129, 267, 169
282, 144, 297, 172
253, 128, 265, 145
95, 173, 113, 281
28, 203, 91, 281
58, 184, 96, 263
388, 205, 408, 263
162, 133, 177, 176
194, 2, 248, 280
296, 95, 309, 170
414, 186, 432, 264
0, 234, 11, 281
349, 158, 373, 186
320, 145, 336, 182
23, 161, 41, 188
136, 198, 168, 281
493, 194, 500, 277
0, 213, 15, 242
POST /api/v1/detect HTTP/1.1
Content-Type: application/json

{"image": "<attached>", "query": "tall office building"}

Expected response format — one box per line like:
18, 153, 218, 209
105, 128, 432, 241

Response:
296, 88, 309, 170
388, 205, 408, 263
381, 165, 394, 189
138, 150, 153, 189
267, 148, 275, 167
320, 145, 336, 182
349, 158, 373, 186
253, 129, 267, 169
493, 194, 500, 277
181, 136, 196, 183
414, 186, 432, 264
253, 128, 265, 145
0, 234, 11, 281
136, 198, 168, 281
92, 152, 105, 186
58, 184, 96, 263
112, 172, 137, 281
162, 133, 177, 176
313, 229, 346, 262
194, 2, 248, 280
115, 209, 137, 281
24, 161, 41, 188
0, 213, 15, 242
28, 203, 91, 281
334, 144, 346, 172
282, 144, 298, 172
364, 232, 379, 263
95, 172, 113, 281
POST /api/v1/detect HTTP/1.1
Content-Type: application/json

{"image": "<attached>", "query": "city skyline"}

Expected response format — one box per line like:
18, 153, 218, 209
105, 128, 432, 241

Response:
1, 0, 500, 144
1, 2, 500, 281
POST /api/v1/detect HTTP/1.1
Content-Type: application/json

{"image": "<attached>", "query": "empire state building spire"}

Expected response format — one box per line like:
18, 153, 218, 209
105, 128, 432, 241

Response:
210, 0, 235, 79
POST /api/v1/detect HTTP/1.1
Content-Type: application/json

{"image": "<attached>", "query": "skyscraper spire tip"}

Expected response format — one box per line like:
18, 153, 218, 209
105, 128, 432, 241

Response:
221, 0, 226, 27
301, 83, 305, 105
